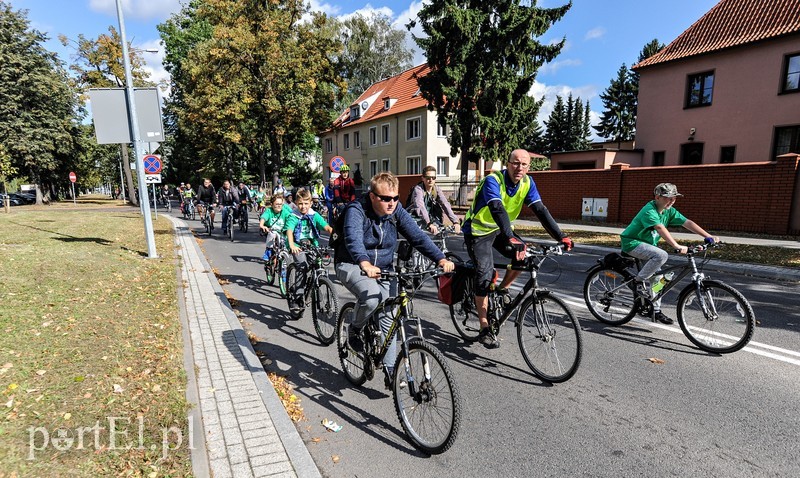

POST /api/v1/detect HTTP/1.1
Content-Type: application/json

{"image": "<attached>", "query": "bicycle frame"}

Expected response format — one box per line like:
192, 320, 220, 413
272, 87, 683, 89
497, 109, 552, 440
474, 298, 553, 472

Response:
602, 251, 707, 306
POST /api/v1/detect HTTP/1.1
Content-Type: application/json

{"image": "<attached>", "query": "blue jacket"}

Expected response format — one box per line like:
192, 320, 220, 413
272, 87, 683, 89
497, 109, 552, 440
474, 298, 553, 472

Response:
335, 196, 445, 269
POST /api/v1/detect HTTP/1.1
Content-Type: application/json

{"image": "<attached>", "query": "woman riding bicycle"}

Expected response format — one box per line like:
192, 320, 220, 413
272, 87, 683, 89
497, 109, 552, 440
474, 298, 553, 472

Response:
333, 172, 454, 385
620, 183, 719, 324
259, 194, 292, 260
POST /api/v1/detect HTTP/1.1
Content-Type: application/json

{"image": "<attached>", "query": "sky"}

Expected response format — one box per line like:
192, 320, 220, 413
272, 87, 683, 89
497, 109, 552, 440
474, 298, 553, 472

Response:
9, 0, 721, 133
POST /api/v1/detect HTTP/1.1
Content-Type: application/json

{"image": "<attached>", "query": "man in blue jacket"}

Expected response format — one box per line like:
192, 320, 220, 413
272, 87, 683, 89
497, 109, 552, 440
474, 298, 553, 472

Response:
334, 172, 455, 386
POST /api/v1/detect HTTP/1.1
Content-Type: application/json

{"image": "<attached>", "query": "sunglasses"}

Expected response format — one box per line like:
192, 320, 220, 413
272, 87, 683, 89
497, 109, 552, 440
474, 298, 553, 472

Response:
371, 191, 400, 203
423, 176, 437, 180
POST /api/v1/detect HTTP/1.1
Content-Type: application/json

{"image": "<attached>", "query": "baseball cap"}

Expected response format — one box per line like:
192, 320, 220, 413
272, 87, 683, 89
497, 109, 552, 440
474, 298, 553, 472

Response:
654, 183, 683, 197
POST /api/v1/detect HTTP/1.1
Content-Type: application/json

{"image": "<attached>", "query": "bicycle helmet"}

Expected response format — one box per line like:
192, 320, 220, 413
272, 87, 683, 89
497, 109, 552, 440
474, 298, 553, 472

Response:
340, 165, 350, 172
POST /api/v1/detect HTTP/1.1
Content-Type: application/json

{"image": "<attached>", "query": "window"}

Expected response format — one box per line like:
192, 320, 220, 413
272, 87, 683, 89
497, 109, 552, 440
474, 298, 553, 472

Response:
369, 127, 377, 146
354, 131, 361, 148
382, 158, 390, 172
680, 143, 704, 165
406, 156, 421, 175
406, 117, 421, 141
369, 160, 377, 178
381, 124, 390, 144
686, 71, 714, 107
384, 99, 391, 110
436, 156, 449, 176
325, 138, 333, 153
343, 133, 350, 150
720, 146, 736, 163
652, 151, 665, 167
774, 125, 800, 158
782, 54, 800, 93
349, 105, 360, 120
437, 120, 447, 137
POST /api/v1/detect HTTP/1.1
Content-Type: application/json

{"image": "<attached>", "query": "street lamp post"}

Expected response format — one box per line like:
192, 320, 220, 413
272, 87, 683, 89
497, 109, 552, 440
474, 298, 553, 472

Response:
115, 0, 157, 258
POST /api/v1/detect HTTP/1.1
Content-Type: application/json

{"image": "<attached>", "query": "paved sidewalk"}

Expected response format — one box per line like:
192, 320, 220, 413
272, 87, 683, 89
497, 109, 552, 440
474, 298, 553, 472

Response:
169, 216, 321, 478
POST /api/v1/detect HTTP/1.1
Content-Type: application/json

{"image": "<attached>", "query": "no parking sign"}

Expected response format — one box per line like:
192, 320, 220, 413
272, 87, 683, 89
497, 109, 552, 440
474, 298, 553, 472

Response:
329, 156, 345, 172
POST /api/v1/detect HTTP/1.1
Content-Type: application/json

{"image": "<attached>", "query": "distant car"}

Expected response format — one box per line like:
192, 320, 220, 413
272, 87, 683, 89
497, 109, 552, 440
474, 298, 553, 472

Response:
9, 193, 34, 204
0, 194, 21, 206
17, 192, 36, 202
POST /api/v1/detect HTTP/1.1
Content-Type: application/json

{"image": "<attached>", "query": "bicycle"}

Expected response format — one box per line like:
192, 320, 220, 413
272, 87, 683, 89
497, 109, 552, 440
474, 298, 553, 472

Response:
159, 194, 172, 212
238, 202, 249, 233
336, 268, 461, 454
182, 199, 196, 221
263, 236, 292, 297
396, 224, 460, 289
583, 242, 755, 354
198, 202, 213, 235
284, 243, 339, 344
448, 243, 582, 383
221, 205, 235, 242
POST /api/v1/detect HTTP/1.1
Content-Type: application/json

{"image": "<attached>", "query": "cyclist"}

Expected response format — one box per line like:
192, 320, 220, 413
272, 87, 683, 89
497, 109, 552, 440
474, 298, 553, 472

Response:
180, 183, 196, 215
312, 179, 325, 202
253, 186, 268, 214
237, 181, 252, 219
463, 149, 573, 349
332, 165, 356, 215
196, 178, 217, 228
160, 184, 171, 206
620, 183, 719, 325
217, 180, 240, 235
285, 188, 333, 312
334, 172, 455, 386
259, 194, 292, 260
273, 179, 287, 197
406, 165, 461, 235
323, 177, 336, 223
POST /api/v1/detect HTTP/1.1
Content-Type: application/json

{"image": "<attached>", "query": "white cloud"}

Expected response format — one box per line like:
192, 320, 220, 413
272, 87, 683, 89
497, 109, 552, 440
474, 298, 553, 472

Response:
89, 0, 182, 21
530, 81, 601, 139
584, 27, 605, 41
138, 38, 170, 96
307, 0, 342, 16
538, 58, 581, 75
392, 0, 425, 66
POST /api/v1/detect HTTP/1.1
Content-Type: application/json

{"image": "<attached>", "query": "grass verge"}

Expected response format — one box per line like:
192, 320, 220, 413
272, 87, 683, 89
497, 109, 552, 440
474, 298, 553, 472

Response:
0, 199, 191, 477
515, 226, 800, 268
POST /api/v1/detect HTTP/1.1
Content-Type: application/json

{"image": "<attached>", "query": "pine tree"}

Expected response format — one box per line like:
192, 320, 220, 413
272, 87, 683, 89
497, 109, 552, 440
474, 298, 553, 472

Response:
543, 95, 568, 154
593, 63, 637, 145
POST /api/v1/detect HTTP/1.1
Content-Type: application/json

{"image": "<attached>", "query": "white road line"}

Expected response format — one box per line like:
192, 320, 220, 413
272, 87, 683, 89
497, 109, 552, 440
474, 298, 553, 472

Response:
557, 295, 800, 366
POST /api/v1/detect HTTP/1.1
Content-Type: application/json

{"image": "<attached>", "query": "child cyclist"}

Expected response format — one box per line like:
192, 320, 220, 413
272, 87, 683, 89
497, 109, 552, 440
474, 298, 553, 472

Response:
259, 194, 293, 261
284, 188, 333, 312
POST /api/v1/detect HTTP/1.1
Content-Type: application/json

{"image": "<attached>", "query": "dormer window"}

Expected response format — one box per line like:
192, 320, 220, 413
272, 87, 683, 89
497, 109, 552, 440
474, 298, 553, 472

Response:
384, 99, 391, 110
350, 105, 361, 120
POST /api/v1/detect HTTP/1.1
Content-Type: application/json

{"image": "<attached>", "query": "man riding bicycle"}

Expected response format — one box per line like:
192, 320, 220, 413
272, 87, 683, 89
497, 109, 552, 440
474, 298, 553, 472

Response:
621, 183, 719, 325
237, 181, 252, 210
463, 149, 573, 349
406, 165, 461, 235
217, 180, 240, 235
196, 179, 217, 228
333, 172, 455, 387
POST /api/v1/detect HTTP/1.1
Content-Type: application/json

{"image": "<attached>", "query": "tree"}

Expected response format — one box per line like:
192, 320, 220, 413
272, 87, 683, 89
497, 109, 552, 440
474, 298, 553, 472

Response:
410, 0, 571, 204
337, 12, 414, 106
60, 26, 156, 204
0, 2, 81, 204
593, 63, 637, 145
543, 94, 591, 153
543, 95, 568, 154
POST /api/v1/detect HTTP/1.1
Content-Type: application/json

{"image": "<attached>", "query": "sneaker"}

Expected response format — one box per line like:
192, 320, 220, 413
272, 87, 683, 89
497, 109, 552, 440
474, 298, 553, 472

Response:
348, 325, 363, 354
478, 327, 499, 349
497, 287, 512, 306
654, 311, 674, 325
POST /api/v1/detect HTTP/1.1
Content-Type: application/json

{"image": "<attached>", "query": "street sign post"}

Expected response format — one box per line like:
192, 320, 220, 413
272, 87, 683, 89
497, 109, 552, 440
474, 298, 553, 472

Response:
329, 156, 345, 172
69, 171, 76, 205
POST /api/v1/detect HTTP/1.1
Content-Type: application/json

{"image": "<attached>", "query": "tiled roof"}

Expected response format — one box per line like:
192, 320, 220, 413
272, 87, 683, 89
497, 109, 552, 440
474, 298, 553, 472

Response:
635, 0, 800, 69
331, 64, 430, 130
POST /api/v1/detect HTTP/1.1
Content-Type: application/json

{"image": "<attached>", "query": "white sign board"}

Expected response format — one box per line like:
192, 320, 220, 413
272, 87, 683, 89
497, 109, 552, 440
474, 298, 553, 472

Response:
89, 88, 164, 144
145, 174, 162, 184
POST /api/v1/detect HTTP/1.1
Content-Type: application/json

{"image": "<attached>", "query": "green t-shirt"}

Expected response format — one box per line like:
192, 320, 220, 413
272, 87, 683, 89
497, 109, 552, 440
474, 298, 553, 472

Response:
620, 200, 687, 252
284, 211, 328, 247
259, 204, 292, 234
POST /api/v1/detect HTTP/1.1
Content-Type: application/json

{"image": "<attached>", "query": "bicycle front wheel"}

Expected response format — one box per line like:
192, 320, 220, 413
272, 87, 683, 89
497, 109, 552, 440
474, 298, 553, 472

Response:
264, 257, 276, 285
583, 266, 637, 325
677, 279, 755, 354
312, 276, 339, 345
336, 302, 368, 386
517, 293, 582, 383
228, 216, 234, 242
277, 252, 290, 298
393, 338, 461, 454
449, 271, 481, 342
285, 264, 302, 320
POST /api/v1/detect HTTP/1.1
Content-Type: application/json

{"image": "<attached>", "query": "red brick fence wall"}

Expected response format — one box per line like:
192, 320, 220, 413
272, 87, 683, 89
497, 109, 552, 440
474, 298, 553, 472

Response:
396, 154, 800, 235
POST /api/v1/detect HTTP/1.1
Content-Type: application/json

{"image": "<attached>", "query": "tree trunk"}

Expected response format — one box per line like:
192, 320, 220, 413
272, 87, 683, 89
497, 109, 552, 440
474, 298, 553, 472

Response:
258, 147, 267, 188
457, 128, 472, 206
121, 144, 138, 206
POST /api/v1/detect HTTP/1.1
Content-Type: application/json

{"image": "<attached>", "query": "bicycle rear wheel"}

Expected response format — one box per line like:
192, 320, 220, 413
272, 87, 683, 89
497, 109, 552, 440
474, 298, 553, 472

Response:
205, 213, 211, 235
393, 338, 461, 454
264, 256, 276, 285
227, 215, 234, 242
583, 266, 637, 325
677, 279, 755, 354
449, 271, 481, 342
239, 209, 249, 232
312, 276, 339, 345
336, 302, 368, 386
517, 293, 582, 383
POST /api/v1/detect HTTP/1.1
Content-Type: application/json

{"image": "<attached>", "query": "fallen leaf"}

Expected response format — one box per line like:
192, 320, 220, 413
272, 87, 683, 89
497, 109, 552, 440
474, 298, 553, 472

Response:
332, 455, 340, 463
152, 384, 161, 392
113, 384, 124, 393
311, 437, 321, 443
4, 397, 13, 408
36, 370, 47, 376
84, 393, 92, 398
647, 357, 666, 364
63, 413, 71, 420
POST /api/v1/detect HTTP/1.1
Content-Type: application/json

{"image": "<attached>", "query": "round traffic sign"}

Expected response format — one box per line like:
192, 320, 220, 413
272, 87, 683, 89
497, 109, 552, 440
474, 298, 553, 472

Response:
69, 172, 77, 183
329, 156, 345, 172
143, 154, 162, 174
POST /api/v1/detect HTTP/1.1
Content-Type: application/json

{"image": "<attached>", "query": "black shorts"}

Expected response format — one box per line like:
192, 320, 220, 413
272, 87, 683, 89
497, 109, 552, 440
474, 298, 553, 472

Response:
464, 230, 523, 296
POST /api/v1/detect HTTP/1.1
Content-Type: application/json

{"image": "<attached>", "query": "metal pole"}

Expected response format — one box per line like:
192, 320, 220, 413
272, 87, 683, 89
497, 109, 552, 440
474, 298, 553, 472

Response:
116, 0, 157, 258
71, 182, 76, 205
152, 183, 158, 218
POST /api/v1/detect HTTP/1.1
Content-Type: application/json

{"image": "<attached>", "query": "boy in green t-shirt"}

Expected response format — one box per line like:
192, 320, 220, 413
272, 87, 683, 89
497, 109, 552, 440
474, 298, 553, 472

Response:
620, 183, 719, 324
259, 194, 292, 260
284, 188, 333, 310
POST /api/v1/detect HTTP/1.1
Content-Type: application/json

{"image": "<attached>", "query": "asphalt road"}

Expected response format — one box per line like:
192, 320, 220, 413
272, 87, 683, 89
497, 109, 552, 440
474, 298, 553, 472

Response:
185, 212, 800, 478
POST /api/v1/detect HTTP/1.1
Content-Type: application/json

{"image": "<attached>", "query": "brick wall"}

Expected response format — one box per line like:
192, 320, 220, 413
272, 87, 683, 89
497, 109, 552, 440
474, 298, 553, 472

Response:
396, 154, 800, 235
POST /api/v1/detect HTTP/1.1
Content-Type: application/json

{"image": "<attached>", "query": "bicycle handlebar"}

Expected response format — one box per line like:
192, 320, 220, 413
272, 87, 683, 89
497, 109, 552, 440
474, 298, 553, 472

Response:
675, 241, 724, 255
